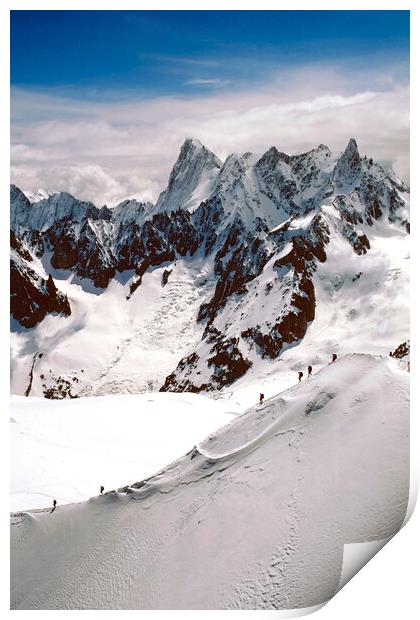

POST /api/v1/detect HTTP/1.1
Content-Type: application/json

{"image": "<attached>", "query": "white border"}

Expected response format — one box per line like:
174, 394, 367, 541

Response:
1, 1, 417, 618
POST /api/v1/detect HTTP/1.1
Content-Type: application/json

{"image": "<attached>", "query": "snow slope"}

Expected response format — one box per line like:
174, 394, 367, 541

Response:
10, 257, 216, 398
10, 392, 238, 512
10, 354, 409, 610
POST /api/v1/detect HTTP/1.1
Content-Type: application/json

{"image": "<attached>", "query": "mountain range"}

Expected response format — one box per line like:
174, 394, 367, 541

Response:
10, 137, 410, 399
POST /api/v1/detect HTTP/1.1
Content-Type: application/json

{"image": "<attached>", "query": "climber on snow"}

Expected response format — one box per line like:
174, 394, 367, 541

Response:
51, 499, 57, 514
100, 485, 104, 495
331, 353, 337, 363
307, 365, 312, 377
259, 393, 265, 405
298, 371, 304, 382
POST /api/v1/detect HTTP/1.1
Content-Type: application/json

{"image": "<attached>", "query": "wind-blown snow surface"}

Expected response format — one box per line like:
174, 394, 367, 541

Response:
10, 393, 238, 512
11, 355, 409, 610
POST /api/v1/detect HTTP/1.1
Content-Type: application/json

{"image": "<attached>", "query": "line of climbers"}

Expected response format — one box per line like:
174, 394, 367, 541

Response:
259, 345, 409, 408
259, 354, 338, 405
50, 485, 105, 513
50, 346, 408, 515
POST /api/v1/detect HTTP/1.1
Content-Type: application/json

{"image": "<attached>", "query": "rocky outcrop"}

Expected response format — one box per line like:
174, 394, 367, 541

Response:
344, 228, 370, 255
10, 251, 71, 328
390, 340, 410, 359
10, 230, 32, 262
161, 269, 172, 286
198, 217, 272, 324
255, 144, 334, 214
161, 329, 252, 392
43, 375, 78, 399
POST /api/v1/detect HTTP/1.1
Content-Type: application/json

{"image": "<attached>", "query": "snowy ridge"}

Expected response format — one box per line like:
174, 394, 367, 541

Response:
23, 188, 53, 203
10, 354, 409, 609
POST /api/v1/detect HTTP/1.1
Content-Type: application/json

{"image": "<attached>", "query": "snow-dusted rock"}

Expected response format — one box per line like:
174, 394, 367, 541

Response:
10, 233, 71, 329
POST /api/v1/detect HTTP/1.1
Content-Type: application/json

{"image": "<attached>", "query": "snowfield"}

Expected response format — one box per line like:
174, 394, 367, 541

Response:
10, 392, 239, 512
10, 256, 217, 398
10, 354, 409, 610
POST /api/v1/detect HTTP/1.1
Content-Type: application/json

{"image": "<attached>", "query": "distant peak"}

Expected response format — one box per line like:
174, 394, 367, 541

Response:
10, 184, 31, 205
336, 138, 361, 167
176, 138, 222, 169
183, 137, 204, 150
180, 138, 209, 157
334, 138, 362, 186
343, 138, 359, 157
257, 146, 290, 167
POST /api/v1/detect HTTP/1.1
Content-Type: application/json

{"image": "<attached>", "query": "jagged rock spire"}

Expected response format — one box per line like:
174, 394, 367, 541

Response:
154, 138, 222, 213
334, 138, 361, 188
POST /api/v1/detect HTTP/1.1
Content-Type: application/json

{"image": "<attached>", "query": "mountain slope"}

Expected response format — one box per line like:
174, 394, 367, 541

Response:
10, 355, 409, 609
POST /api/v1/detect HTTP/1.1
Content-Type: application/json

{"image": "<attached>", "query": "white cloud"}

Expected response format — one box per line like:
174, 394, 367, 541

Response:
11, 66, 409, 205
185, 78, 232, 86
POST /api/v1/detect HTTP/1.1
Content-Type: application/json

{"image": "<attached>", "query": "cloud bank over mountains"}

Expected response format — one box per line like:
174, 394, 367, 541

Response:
11, 65, 409, 206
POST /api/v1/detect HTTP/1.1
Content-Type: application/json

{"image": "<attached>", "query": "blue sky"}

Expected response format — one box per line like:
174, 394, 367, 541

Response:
10, 10, 410, 205
11, 10, 409, 97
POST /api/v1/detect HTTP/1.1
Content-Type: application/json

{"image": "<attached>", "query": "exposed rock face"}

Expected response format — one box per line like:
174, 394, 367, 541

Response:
161, 329, 252, 392
10, 230, 32, 262
11, 136, 410, 394
10, 185, 32, 234
390, 341, 410, 359
43, 375, 78, 399
161, 269, 172, 286
10, 251, 71, 328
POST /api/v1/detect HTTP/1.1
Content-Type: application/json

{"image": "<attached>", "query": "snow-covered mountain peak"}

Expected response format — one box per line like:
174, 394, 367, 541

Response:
257, 145, 291, 167
10, 185, 32, 234
176, 137, 223, 173
345, 136, 359, 155
154, 138, 223, 214
316, 143, 331, 153
341, 137, 361, 168
333, 137, 362, 189
182, 136, 207, 152
111, 198, 153, 228
214, 151, 255, 189
10, 183, 30, 205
